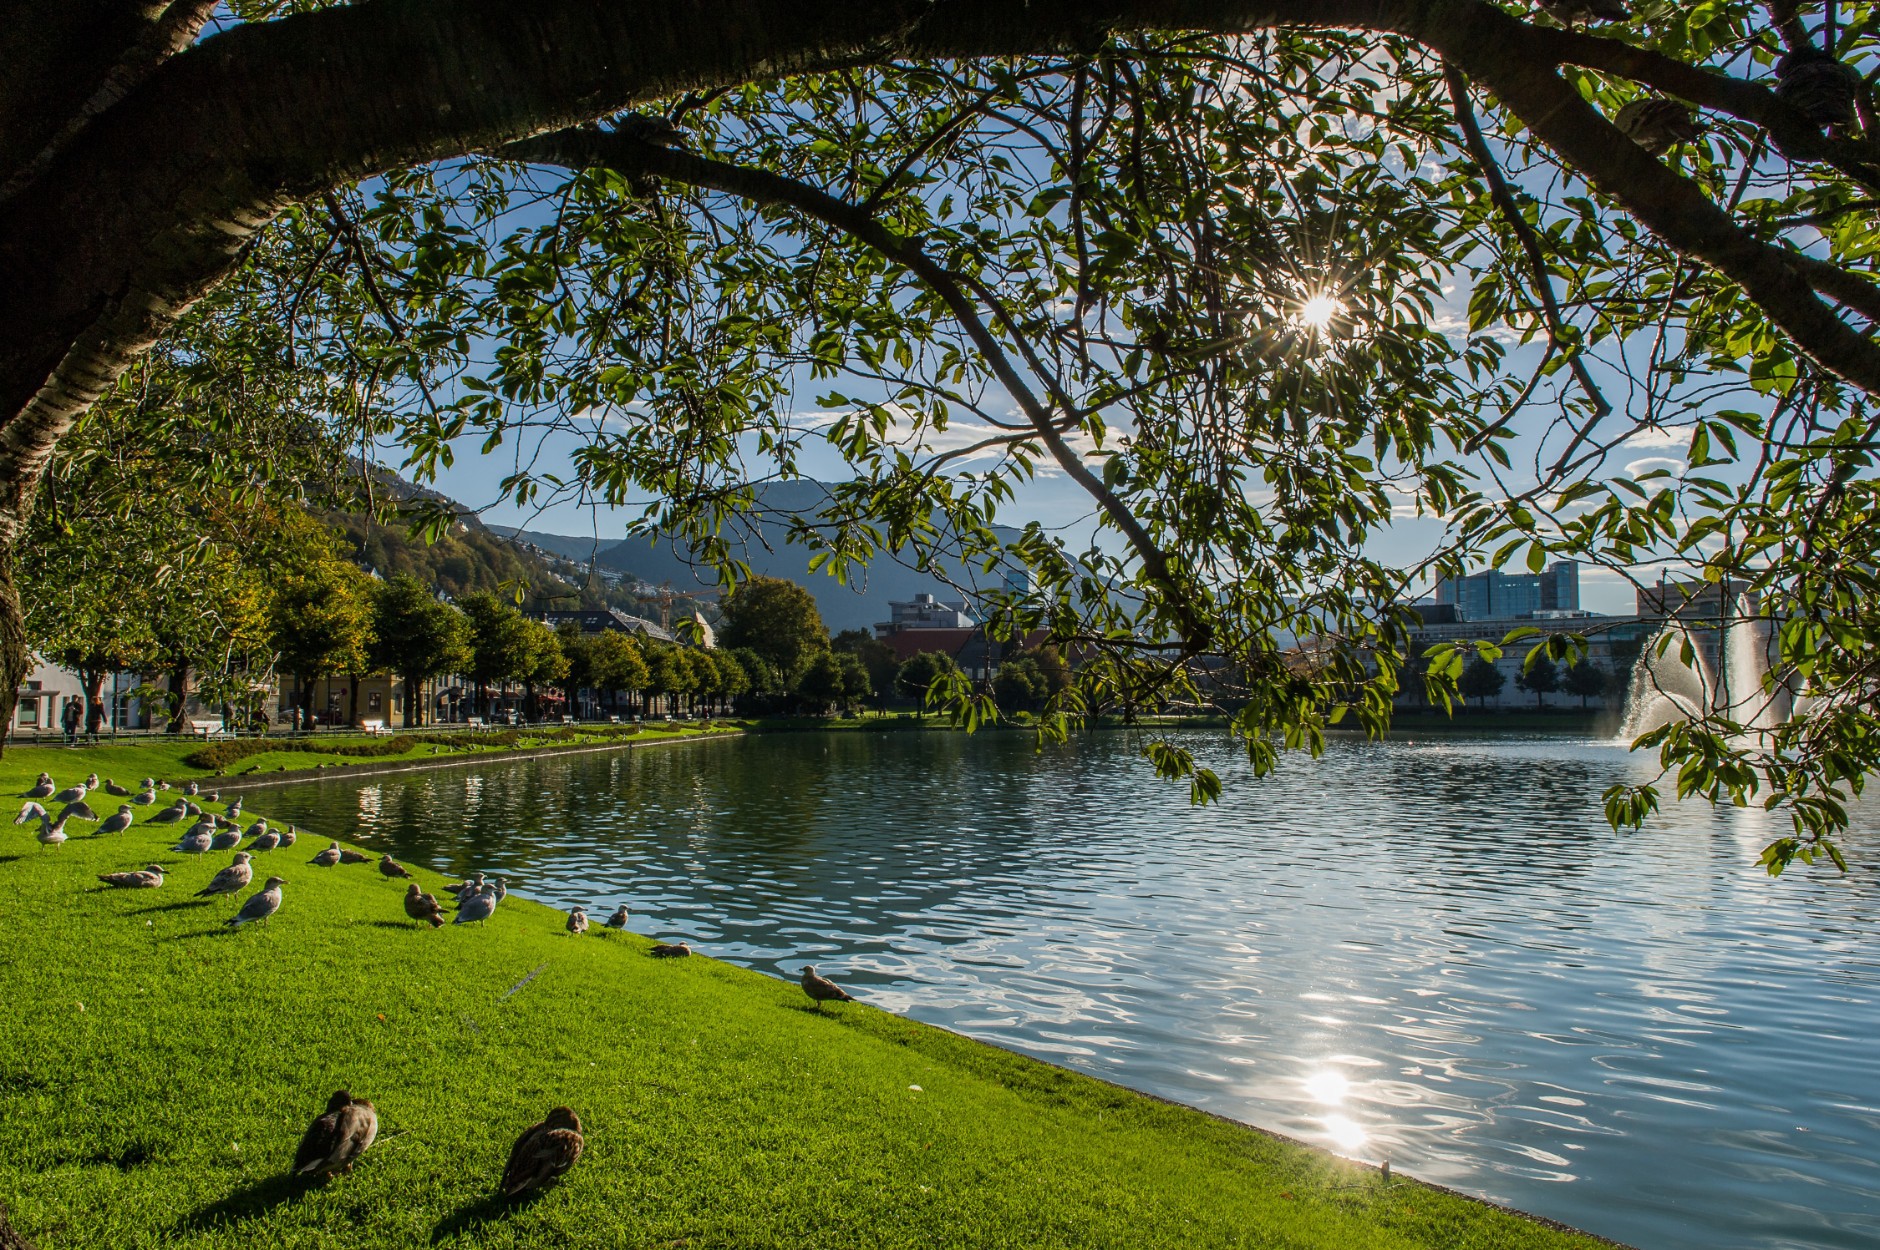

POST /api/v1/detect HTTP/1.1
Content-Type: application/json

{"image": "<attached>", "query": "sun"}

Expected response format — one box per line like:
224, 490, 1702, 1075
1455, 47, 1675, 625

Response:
1297, 293, 1345, 331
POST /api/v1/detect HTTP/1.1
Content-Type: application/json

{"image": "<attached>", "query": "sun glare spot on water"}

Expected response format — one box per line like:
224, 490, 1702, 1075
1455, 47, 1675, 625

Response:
1297, 293, 1344, 330
1303, 1070, 1349, 1105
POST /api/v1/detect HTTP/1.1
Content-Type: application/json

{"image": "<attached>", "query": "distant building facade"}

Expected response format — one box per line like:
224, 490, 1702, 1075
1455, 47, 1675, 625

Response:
875, 592, 975, 635
1434, 562, 1580, 621
535, 607, 674, 643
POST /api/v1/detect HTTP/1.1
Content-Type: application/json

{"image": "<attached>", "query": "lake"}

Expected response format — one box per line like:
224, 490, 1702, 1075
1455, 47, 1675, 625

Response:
257, 729, 1880, 1249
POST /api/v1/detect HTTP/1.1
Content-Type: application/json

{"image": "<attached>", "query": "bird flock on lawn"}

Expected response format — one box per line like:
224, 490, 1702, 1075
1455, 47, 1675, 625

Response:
20, 764, 866, 1201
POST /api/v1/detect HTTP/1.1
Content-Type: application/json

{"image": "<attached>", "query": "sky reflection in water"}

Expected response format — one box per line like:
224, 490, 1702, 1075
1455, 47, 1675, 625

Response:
258, 730, 1880, 1250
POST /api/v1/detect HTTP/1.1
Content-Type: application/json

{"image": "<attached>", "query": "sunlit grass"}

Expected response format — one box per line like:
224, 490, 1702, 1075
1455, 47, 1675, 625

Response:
0, 743, 1611, 1248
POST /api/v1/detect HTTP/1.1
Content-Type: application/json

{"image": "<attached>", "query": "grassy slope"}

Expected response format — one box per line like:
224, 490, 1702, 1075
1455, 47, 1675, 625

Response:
11, 725, 735, 788
0, 746, 1613, 1250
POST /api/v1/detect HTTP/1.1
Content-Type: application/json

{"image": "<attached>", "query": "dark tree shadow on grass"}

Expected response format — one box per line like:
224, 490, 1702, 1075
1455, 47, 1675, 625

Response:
0, 855, 23, 866
431, 1191, 546, 1243
365, 920, 423, 931
129, 899, 211, 915
174, 1173, 318, 1233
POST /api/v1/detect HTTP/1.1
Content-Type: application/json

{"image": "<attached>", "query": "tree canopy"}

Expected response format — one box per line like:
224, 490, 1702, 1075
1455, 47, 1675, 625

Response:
4, 1, 1880, 868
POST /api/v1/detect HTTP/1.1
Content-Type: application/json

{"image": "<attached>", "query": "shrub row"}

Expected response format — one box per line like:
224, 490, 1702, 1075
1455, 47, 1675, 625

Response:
178, 721, 666, 772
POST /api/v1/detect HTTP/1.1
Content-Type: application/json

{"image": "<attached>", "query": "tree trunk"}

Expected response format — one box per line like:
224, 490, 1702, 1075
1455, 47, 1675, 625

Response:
347, 674, 360, 727
404, 672, 420, 728
0, 545, 23, 751
166, 660, 189, 734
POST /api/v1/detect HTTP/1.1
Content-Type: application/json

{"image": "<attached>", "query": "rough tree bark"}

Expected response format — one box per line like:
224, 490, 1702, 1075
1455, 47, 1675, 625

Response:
3, 0, 1879, 752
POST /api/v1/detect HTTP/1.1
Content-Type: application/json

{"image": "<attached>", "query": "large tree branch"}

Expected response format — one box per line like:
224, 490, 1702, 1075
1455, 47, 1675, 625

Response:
506, 126, 1214, 648
7, 0, 1880, 550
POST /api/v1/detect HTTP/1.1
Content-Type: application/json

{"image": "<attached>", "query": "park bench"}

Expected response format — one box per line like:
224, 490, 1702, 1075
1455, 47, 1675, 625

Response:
186, 718, 226, 738
360, 719, 390, 735
466, 716, 486, 731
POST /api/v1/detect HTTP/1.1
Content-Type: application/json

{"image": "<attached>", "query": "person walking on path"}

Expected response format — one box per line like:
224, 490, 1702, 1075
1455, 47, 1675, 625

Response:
60, 697, 81, 744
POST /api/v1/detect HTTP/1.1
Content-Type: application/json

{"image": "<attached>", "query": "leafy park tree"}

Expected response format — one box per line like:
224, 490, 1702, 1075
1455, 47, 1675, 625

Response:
993, 657, 1049, 713
1458, 658, 1507, 711
588, 631, 650, 719
556, 622, 595, 718
1563, 660, 1610, 711
457, 591, 534, 720
370, 576, 467, 728
1515, 655, 1560, 711
270, 556, 375, 729
709, 648, 750, 716
717, 578, 829, 682
10, 5, 1880, 867
518, 619, 568, 722
796, 650, 871, 716
834, 628, 899, 713
896, 651, 961, 716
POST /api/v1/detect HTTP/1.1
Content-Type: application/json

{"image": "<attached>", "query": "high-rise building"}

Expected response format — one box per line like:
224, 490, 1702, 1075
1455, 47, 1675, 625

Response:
1433, 561, 1579, 621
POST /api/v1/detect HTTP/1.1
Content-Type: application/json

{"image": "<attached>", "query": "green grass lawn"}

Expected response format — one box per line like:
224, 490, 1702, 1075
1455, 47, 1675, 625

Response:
0, 744, 1617, 1249
8, 722, 738, 789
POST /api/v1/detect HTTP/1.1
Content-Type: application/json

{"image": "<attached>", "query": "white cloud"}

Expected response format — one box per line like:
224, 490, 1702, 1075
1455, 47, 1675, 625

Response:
1620, 426, 1687, 449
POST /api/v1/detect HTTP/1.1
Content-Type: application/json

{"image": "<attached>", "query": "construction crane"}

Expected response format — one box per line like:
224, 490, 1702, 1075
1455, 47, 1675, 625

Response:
652, 581, 722, 635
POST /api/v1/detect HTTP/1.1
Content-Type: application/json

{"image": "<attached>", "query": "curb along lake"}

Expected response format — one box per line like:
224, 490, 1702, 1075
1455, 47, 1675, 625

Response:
258, 730, 1880, 1249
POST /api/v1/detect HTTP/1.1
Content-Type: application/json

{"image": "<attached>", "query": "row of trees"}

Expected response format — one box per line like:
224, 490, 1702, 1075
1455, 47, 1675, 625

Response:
1456, 656, 1629, 711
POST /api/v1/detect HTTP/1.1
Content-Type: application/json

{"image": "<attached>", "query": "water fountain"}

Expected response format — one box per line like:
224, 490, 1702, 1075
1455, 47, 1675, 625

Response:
1616, 621, 1714, 739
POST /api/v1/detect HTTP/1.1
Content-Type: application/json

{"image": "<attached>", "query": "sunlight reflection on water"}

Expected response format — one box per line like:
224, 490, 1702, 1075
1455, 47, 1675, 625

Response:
259, 730, 1880, 1250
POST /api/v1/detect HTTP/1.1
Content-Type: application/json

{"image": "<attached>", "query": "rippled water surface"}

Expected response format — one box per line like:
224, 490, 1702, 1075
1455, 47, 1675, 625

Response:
259, 730, 1880, 1249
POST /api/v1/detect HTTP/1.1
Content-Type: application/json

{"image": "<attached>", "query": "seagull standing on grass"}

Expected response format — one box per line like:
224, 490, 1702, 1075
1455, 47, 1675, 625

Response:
36, 816, 68, 850
23, 773, 53, 799
196, 853, 254, 899
15, 801, 46, 826
244, 818, 269, 841
337, 846, 369, 865
84, 773, 99, 790
98, 864, 165, 889
98, 805, 134, 835
151, 801, 187, 824
294, 1090, 378, 1177
57, 798, 98, 823
102, 779, 130, 797
800, 965, 856, 1010
500, 1108, 584, 1198
378, 854, 412, 880
566, 906, 588, 936
648, 942, 691, 958
310, 843, 342, 867
453, 886, 497, 926
250, 827, 280, 852
227, 877, 285, 928
603, 904, 629, 931
209, 824, 242, 852
131, 785, 157, 805
279, 826, 298, 847
50, 780, 87, 807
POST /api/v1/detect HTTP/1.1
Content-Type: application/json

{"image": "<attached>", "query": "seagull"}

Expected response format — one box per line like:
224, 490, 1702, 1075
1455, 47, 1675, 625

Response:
50, 781, 87, 806
244, 819, 269, 841
23, 773, 53, 799
205, 790, 219, 805
209, 825, 242, 852
226, 877, 285, 927
603, 904, 629, 931
151, 802, 187, 824
293, 1090, 378, 1177
491, 877, 508, 902
453, 886, 497, 925
250, 828, 280, 852
500, 1107, 584, 1198
446, 873, 486, 901
98, 863, 165, 889
172, 826, 212, 855
310, 843, 342, 867
377, 854, 412, 880
36, 816, 68, 850
403, 883, 445, 927
98, 805, 134, 835
226, 800, 243, 823
84, 772, 99, 790
196, 852, 254, 899
183, 800, 202, 817
182, 782, 198, 796
648, 942, 691, 958
212, 813, 240, 831
279, 826, 298, 847
139, 777, 156, 790
15, 801, 46, 826
131, 786, 157, 805
566, 906, 588, 936
800, 965, 855, 1009
102, 778, 130, 797
337, 846, 369, 865
56, 799, 98, 823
